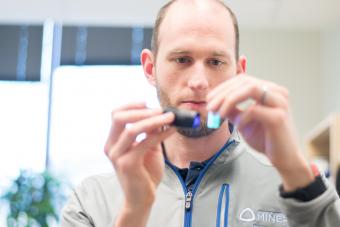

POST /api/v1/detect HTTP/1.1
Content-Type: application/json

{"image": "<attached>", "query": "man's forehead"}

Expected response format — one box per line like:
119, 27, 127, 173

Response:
162, 0, 232, 25
157, 0, 236, 52
169, 0, 226, 12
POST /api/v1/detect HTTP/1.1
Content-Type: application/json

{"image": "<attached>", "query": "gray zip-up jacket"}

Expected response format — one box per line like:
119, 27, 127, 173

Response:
61, 132, 340, 227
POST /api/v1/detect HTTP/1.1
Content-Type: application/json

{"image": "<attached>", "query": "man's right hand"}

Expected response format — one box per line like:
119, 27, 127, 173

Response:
104, 103, 175, 227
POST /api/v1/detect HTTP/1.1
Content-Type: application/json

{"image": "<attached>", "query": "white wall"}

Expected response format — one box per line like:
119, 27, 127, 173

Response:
240, 29, 322, 140
321, 27, 340, 118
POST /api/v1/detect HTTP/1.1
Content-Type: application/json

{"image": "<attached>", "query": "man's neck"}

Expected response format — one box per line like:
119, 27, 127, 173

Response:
163, 121, 231, 168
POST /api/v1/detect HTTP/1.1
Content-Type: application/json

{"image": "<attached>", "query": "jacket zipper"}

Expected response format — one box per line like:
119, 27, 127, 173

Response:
165, 139, 235, 227
165, 163, 192, 227
185, 190, 193, 210
184, 189, 193, 227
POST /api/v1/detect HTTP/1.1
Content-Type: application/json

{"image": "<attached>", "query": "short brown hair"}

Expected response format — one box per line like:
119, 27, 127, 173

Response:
151, 0, 240, 60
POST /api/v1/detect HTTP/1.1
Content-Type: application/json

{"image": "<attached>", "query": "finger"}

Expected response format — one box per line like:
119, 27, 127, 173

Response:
109, 102, 149, 143
112, 102, 147, 112
215, 83, 288, 118
112, 108, 163, 130
208, 76, 289, 111
207, 75, 249, 111
227, 107, 242, 123
236, 104, 287, 132
265, 81, 289, 99
207, 75, 257, 112
109, 112, 175, 160
105, 108, 163, 153
207, 74, 243, 101
136, 127, 176, 155
112, 127, 175, 172
207, 74, 258, 112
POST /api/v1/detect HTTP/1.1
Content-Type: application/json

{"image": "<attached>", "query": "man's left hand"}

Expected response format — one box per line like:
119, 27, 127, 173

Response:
207, 74, 314, 192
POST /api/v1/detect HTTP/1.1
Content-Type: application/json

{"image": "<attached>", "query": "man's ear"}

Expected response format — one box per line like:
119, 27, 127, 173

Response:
237, 55, 247, 74
141, 49, 156, 87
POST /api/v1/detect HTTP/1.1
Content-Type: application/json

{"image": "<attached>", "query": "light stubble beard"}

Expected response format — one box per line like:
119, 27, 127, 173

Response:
156, 85, 218, 138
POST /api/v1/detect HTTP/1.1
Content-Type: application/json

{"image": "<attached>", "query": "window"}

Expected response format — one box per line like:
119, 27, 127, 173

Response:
0, 82, 47, 182
49, 65, 159, 185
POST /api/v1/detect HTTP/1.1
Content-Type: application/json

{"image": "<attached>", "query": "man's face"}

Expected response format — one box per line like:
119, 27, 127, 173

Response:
153, 1, 238, 137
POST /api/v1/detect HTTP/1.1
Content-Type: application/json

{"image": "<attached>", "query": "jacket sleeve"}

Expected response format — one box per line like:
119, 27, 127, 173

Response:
60, 188, 96, 227
280, 178, 340, 227
60, 174, 122, 227
60, 186, 117, 227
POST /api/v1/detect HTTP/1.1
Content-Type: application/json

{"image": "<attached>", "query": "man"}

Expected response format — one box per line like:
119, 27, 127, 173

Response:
61, 0, 340, 226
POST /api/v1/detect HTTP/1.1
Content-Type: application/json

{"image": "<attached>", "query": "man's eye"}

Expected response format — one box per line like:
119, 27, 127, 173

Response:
209, 59, 224, 66
175, 57, 191, 64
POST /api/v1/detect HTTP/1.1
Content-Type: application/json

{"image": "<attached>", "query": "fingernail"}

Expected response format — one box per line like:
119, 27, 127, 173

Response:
163, 112, 174, 118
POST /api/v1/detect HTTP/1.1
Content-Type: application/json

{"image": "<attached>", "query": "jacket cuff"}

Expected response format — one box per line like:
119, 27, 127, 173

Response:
279, 178, 339, 224
279, 175, 327, 202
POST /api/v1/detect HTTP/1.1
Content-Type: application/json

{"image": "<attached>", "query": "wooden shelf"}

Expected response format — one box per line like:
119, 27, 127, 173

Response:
305, 114, 340, 182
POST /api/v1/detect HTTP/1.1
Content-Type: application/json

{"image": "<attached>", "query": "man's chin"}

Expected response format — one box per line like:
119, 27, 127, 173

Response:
176, 125, 216, 138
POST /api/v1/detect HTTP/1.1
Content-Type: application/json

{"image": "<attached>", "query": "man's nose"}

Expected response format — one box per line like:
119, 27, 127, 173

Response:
187, 64, 209, 90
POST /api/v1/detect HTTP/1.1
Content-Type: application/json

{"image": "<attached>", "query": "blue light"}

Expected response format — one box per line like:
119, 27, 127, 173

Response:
207, 112, 221, 129
192, 115, 200, 128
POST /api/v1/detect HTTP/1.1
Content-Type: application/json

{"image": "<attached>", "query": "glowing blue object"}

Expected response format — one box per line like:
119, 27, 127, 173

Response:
192, 115, 201, 128
207, 112, 221, 129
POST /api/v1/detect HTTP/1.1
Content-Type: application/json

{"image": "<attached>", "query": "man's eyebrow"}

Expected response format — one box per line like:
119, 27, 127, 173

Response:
167, 50, 231, 58
212, 51, 229, 57
168, 50, 191, 56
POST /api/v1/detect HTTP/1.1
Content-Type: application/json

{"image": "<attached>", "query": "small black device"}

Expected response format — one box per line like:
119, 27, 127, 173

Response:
163, 108, 200, 128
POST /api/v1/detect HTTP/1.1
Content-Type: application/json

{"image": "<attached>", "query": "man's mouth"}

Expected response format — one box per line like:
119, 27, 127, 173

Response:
180, 101, 207, 110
